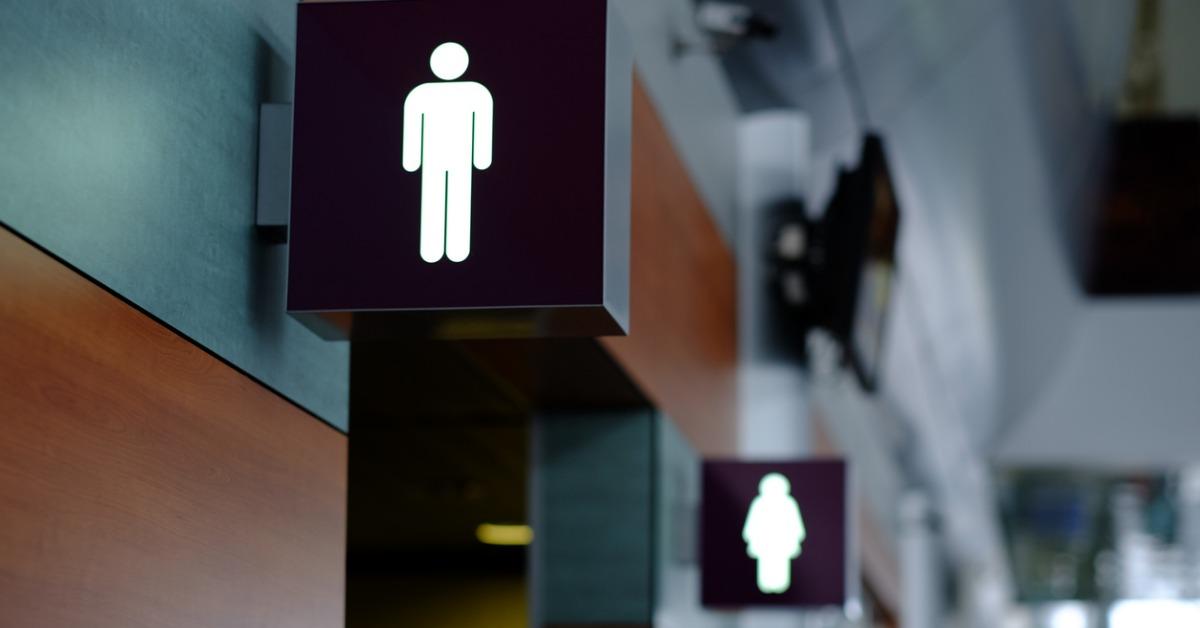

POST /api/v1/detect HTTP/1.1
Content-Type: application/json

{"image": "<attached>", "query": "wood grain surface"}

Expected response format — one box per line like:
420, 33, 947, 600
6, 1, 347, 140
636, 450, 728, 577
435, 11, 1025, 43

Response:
0, 226, 347, 628
601, 80, 739, 456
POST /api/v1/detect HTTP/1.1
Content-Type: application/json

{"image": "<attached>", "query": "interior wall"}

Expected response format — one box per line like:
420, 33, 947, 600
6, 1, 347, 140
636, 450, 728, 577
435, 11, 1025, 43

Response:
601, 83, 738, 458
533, 410, 656, 626
534, 410, 738, 628
0, 0, 349, 429
0, 227, 347, 628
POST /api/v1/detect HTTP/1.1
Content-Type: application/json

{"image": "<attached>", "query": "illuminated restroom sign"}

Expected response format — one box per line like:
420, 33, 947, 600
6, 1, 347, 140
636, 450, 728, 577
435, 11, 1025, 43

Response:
701, 460, 854, 608
287, 0, 630, 340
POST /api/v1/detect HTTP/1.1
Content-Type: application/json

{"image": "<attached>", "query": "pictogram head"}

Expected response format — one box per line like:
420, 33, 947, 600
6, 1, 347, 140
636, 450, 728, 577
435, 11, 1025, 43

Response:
759, 473, 791, 496
430, 42, 469, 80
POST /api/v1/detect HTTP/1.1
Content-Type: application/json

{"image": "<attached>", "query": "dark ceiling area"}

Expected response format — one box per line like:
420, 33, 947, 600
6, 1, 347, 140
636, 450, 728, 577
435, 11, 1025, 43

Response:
347, 338, 650, 573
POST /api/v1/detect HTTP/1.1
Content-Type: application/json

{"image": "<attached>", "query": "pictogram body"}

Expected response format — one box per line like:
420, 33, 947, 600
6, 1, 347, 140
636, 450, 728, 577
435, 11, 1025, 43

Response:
403, 42, 494, 263
742, 472, 807, 594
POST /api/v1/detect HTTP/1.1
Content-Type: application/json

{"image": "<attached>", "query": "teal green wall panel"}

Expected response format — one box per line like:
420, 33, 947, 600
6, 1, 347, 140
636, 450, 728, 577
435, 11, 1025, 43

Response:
534, 410, 655, 624
655, 415, 737, 627
0, 0, 349, 429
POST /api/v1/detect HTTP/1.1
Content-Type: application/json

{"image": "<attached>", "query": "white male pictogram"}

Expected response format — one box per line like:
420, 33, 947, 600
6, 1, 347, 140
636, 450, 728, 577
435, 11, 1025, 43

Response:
742, 472, 807, 594
403, 42, 494, 263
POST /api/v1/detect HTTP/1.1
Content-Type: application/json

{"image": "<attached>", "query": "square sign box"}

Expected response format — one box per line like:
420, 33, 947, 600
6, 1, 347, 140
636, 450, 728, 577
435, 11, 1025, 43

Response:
700, 460, 856, 609
287, 0, 631, 340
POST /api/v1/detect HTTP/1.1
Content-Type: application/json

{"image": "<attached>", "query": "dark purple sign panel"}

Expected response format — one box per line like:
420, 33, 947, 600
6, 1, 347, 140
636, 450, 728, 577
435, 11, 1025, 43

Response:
701, 460, 850, 608
288, 0, 629, 340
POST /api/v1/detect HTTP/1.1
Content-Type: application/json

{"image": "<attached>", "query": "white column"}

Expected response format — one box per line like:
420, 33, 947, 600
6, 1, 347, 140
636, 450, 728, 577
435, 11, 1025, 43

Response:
899, 492, 940, 628
736, 111, 814, 628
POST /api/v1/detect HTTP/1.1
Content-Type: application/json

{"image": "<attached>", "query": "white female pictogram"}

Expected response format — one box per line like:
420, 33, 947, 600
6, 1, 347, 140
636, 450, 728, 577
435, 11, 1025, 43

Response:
403, 42, 494, 263
742, 472, 807, 594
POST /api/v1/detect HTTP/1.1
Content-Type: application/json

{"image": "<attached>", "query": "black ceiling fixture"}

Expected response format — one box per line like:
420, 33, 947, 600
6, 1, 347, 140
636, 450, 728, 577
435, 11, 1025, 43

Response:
767, 134, 901, 391
1075, 117, 1200, 295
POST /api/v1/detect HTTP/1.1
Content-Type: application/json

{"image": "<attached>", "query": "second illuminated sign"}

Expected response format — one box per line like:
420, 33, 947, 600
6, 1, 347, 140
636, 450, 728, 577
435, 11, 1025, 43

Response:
701, 460, 855, 609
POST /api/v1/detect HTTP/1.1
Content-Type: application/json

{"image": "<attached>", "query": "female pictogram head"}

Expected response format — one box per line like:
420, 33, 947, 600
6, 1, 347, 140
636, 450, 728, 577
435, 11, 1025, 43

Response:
759, 472, 791, 496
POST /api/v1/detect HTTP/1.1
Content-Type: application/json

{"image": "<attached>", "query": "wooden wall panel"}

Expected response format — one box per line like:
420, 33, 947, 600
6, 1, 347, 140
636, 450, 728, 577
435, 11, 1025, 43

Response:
601, 81, 739, 456
0, 227, 347, 628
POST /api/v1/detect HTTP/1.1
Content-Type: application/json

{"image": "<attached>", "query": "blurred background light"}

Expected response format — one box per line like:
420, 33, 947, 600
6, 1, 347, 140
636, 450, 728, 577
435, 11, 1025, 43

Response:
1043, 601, 1089, 628
476, 523, 534, 547
1108, 599, 1200, 628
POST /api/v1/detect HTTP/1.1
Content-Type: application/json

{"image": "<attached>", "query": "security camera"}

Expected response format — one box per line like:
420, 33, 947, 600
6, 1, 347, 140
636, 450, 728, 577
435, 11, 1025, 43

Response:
675, 1, 778, 57
696, 1, 778, 41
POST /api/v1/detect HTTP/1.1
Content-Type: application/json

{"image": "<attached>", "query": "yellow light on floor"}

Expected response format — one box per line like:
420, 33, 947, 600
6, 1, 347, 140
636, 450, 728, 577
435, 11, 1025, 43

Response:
476, 523, 534, 546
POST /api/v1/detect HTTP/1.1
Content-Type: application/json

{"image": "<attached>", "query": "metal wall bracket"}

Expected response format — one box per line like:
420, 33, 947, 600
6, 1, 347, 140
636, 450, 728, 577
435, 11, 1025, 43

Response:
256, 103, 292, 244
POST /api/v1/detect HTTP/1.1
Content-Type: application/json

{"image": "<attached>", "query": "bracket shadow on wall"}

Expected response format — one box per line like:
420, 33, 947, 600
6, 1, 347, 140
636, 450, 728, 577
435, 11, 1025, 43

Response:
255, 103, 291, 245
256, 0, 632, 342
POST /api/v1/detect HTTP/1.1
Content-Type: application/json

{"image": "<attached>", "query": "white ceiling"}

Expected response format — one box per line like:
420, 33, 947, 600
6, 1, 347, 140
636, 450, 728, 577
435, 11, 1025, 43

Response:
993, 300, 1200, 470
736, 0, 1200, 472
